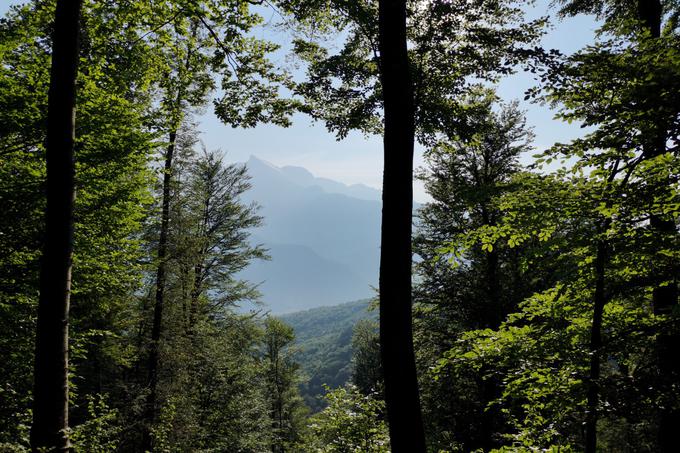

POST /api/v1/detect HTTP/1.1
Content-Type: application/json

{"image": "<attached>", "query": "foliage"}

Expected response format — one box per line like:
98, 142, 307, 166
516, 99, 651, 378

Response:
263, 317, 310, 452
305, 385, 390, 453
432, 9, 680, 449
71, 395, 121, 453
1, 0, 680, 450
350, 318, 382, 397
0, 0, 158, 440
281, 299, 375, 411
411, 93, 555, 452
288, 0, 545, 144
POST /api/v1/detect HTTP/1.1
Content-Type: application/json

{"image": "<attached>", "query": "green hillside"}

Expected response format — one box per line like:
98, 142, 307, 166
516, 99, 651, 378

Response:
280, 299, 376, 411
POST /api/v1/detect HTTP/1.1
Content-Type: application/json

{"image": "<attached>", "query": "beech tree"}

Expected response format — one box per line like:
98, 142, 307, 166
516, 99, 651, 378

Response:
412, 92, 544, 451
540, 2, 680, 448
135, 3, 297, 446
30, 0, 83, 450
375, 0, 427, 449
263, 317, 308, 452
433, 4, 680, 447
286, 0, 543, 447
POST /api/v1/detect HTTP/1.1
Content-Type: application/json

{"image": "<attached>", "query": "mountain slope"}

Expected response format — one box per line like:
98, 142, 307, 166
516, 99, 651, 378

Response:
238, 156, 381, 313
239, 243, 371, 314
280, 299, 376, 411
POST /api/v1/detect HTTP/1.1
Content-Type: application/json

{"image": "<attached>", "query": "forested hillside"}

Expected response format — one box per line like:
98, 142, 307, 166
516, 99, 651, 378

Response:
1, 0, 679, 451
281, 299, 375, 410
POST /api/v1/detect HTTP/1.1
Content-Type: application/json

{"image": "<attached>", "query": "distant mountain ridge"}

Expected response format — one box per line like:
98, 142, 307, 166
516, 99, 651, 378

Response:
278, 164, 382, 202
237, 156, 381, 313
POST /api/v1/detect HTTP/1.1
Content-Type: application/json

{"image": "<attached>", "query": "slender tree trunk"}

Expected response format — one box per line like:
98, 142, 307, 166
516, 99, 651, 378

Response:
377, 0, 426, 451
475, 208, 502, 450
585, 238, 608, 453
481, 207, 501, 328
141, 25, 198, 446
187, 261, 204, 332
31, 0, 83, 451
142, 129, 177, 451
187, 197, 210, 333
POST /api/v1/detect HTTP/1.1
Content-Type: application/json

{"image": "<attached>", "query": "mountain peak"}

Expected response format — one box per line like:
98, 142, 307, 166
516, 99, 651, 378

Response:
245, 155, 381, 202
247, 155, 279, 171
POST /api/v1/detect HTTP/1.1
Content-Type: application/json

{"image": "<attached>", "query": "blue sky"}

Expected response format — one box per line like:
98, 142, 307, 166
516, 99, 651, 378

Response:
1, 0, 599, 201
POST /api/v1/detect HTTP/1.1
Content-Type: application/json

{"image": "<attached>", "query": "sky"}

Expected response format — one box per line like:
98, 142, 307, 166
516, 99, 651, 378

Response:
1, 0, 600, 201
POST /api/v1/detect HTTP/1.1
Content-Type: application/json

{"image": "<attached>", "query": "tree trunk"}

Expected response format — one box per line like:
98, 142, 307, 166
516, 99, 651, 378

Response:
475, 208, 502, 450
30, 0, 83, 451
142, 129, 177, 451
585, 239, 608, 453
637, 0, 661, 38
377, 0, 426, 451
187, 196, 210, 333
481, 207, 501, 329
141, 26, 197, 447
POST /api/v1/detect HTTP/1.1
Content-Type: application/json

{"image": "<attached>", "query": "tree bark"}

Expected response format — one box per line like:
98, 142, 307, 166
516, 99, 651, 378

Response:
585, 238, 608, 453
142, 129, 177, 451
30, 0, 83, 451
637, 0, 662, 38
141, 24, 197, 448
377, 0, 426, 451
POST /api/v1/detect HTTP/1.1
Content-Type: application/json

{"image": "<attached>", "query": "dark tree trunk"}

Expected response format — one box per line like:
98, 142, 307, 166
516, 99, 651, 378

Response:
30, 0, 83, 451
653, 268, 680, 452
585, 239, 608, 453
481, 207, 501, 329
649, 186, 679, 453
377, 0, 426, 451
474, 209, 502, 450
142, 130, 177, 451
187, 197, 210, 333
637, 0, 662, 38
187, 261, 204, 332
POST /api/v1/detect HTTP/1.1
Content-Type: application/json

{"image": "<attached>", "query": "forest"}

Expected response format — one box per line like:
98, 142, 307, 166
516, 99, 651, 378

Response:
0, 0, 679, 451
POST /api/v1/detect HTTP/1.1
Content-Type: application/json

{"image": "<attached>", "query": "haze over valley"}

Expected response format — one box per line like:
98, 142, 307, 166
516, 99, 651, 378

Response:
239, 156, 381, 313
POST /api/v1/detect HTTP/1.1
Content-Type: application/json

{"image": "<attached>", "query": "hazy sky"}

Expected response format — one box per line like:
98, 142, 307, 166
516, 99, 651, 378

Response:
1, 0, 599, 201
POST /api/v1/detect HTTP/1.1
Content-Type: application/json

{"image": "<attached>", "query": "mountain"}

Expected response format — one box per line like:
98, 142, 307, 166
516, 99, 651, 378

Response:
239, 243, 371, 314
279, 299, 376, 411
278, 164, 381, 202
238, 156, 382, 313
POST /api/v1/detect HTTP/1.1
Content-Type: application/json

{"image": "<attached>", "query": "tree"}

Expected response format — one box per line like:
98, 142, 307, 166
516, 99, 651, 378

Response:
414, 91, 536, 330
351, 318, 383, 397
263, 317, 308, 452
412, 92, 544, 451
376, 0, 426, 449
431, 28, 680, 445
0, 1, 163, 448
30, 0, 83, 449
128, 130, 272, 450
137, 2, 297, 444
1, 1, 284, 449
287, 2, 544, 446
549, 1, 680, 447
180, 150, 266, 334
305, 385, 390, 453
536, 11, 680, 448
